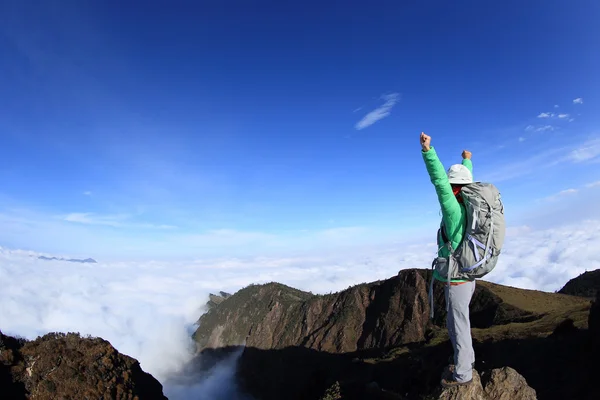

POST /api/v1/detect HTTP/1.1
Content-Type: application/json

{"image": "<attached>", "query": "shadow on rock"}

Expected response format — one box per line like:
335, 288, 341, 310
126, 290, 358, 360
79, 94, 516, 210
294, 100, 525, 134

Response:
200, 322, 597, 400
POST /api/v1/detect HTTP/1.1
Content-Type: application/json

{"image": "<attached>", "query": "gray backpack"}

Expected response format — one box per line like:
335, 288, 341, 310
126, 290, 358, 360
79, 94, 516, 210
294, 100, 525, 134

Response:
435, 182, 506, 282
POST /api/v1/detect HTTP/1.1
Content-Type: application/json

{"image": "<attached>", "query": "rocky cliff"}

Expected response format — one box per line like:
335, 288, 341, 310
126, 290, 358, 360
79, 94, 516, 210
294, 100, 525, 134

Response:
195, 268, 597, 400
0, 331, 167, 400
559, 269, 600, 298
206, 291, 233, 311
193, 269, 556, 354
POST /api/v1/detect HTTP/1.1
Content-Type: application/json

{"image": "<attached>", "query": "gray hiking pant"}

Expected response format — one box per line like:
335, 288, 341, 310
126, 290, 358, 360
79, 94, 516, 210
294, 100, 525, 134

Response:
445, 280, 476, 383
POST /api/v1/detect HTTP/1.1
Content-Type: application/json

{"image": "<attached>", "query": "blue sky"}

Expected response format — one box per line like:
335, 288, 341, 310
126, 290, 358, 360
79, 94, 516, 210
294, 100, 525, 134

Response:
0, 0, 599, 260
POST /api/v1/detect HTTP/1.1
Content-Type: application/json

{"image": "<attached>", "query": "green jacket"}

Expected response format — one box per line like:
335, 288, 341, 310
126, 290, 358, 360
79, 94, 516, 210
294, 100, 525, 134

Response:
422, 146, 473, 283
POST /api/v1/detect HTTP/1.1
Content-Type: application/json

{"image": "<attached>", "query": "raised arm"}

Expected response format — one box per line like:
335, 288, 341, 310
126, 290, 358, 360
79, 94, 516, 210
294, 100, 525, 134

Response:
420, 133, 462, 236
462, 150, 473, 176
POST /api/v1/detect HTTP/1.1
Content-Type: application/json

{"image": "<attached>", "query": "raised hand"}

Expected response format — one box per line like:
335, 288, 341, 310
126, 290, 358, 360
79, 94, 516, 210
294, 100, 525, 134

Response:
420, 132, 431, 152
462, 150, 472, 160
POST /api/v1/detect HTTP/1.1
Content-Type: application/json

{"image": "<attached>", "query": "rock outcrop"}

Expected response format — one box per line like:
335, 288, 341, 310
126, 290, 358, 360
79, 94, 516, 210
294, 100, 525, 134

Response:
559, 269, 600, 298
206, 291, 232, 311
0, 331, 166, 400
437, 367, 536, 400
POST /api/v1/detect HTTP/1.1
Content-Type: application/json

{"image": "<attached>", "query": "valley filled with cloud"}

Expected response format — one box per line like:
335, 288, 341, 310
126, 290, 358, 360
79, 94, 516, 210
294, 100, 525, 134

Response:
2, 216, 599, 398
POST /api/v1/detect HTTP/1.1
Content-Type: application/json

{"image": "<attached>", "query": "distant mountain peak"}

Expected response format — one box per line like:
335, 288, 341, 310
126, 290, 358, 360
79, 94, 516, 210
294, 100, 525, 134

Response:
38, 256, 97, 264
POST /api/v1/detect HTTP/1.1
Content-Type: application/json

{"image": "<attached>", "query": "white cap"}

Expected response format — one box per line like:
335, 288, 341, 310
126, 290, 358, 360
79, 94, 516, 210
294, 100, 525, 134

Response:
447, 164, 473, 184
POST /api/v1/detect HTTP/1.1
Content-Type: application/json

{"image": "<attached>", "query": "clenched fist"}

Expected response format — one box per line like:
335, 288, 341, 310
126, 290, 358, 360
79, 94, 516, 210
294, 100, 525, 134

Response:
462, 150, 472, 160
420, 132, 431, 152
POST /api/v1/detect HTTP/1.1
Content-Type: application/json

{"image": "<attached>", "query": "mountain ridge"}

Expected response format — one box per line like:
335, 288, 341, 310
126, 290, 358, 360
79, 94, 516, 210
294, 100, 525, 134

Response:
194, 268, 598, 400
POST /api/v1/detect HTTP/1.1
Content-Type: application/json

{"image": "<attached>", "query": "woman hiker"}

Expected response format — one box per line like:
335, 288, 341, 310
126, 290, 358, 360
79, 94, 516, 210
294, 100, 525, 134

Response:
420, 132, 476, 388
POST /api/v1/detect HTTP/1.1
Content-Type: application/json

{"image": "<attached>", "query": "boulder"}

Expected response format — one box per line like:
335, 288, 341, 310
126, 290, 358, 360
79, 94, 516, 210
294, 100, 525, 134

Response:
438, 367, 536, 400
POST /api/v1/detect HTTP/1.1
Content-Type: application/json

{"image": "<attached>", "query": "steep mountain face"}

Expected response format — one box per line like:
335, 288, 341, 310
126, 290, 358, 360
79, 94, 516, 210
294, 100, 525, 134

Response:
559, 269, 600, 298
0, 331, 166, 400
195, 268, 596, 400
194, 270, 433, 353
194, 269, 551, 354
206, 291, 232, 311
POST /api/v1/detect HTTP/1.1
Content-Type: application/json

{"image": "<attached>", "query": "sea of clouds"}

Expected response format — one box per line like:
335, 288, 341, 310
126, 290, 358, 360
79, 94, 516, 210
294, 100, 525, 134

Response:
1, 219, 599, 398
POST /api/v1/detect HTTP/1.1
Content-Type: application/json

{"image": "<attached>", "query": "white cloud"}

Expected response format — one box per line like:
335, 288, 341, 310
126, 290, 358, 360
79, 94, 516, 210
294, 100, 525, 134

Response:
535, 125, 555, 132
490, 219, 600, 291
573, 98, 584, 104
64, 212, 129, 227
1, 204, 419, 260
526, 124, 555, 133
544, 188, 578, 202
353, 107, 363, 113
83, 191, 92, 196
586, 181, 600, 188
355, 93, 400, 130
554, 105, 559, 108
558, 114, 570, 119
568, 138, 600, 163
0, 248, 251, 399
1, 219, 599, 353
62, 212, 176, 230
518, 137, 526, 142
560, 188, 578, 195
569, 118, 575, 122
537, 112, 554, 118
477, 137, 599, 183
2, 215, 600, 398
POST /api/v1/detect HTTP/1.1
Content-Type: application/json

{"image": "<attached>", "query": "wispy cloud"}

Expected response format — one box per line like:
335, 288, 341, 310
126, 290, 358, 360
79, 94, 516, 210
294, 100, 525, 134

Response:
0, 204, 398, 259
525, 125, 535, 132
554, 105, 559, 108
537, 112, 554, 118
353, 107, 363, 113
535, 125, 555, 132
558, 189, 578, 195
518, 137, 526, 142
568, 138, 600, 163
63, 212, 130, 227
478, 136, 600, 183
573, 98, 584, 104
586, 181, 600, 188
62, 212, 176, 230
558, 114, 570, 119
544, 188, 578, 202
83, 191, 92, 196
355, 93, 400, 130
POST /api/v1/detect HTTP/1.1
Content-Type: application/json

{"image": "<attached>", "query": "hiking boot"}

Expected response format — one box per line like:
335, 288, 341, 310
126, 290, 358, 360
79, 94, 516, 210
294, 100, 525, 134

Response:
443, 360, 475, 381
440, 377, 473, 388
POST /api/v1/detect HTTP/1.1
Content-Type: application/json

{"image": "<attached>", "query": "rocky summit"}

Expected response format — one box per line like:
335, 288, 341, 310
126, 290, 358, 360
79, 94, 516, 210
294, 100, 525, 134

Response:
195, 268, 599, 400
559, 269, 600, 298
0, 331, 167, 400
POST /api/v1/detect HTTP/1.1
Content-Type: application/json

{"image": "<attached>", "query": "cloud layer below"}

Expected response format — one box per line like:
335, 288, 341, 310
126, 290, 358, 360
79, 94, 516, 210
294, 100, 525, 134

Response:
1, 218, 600, 397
